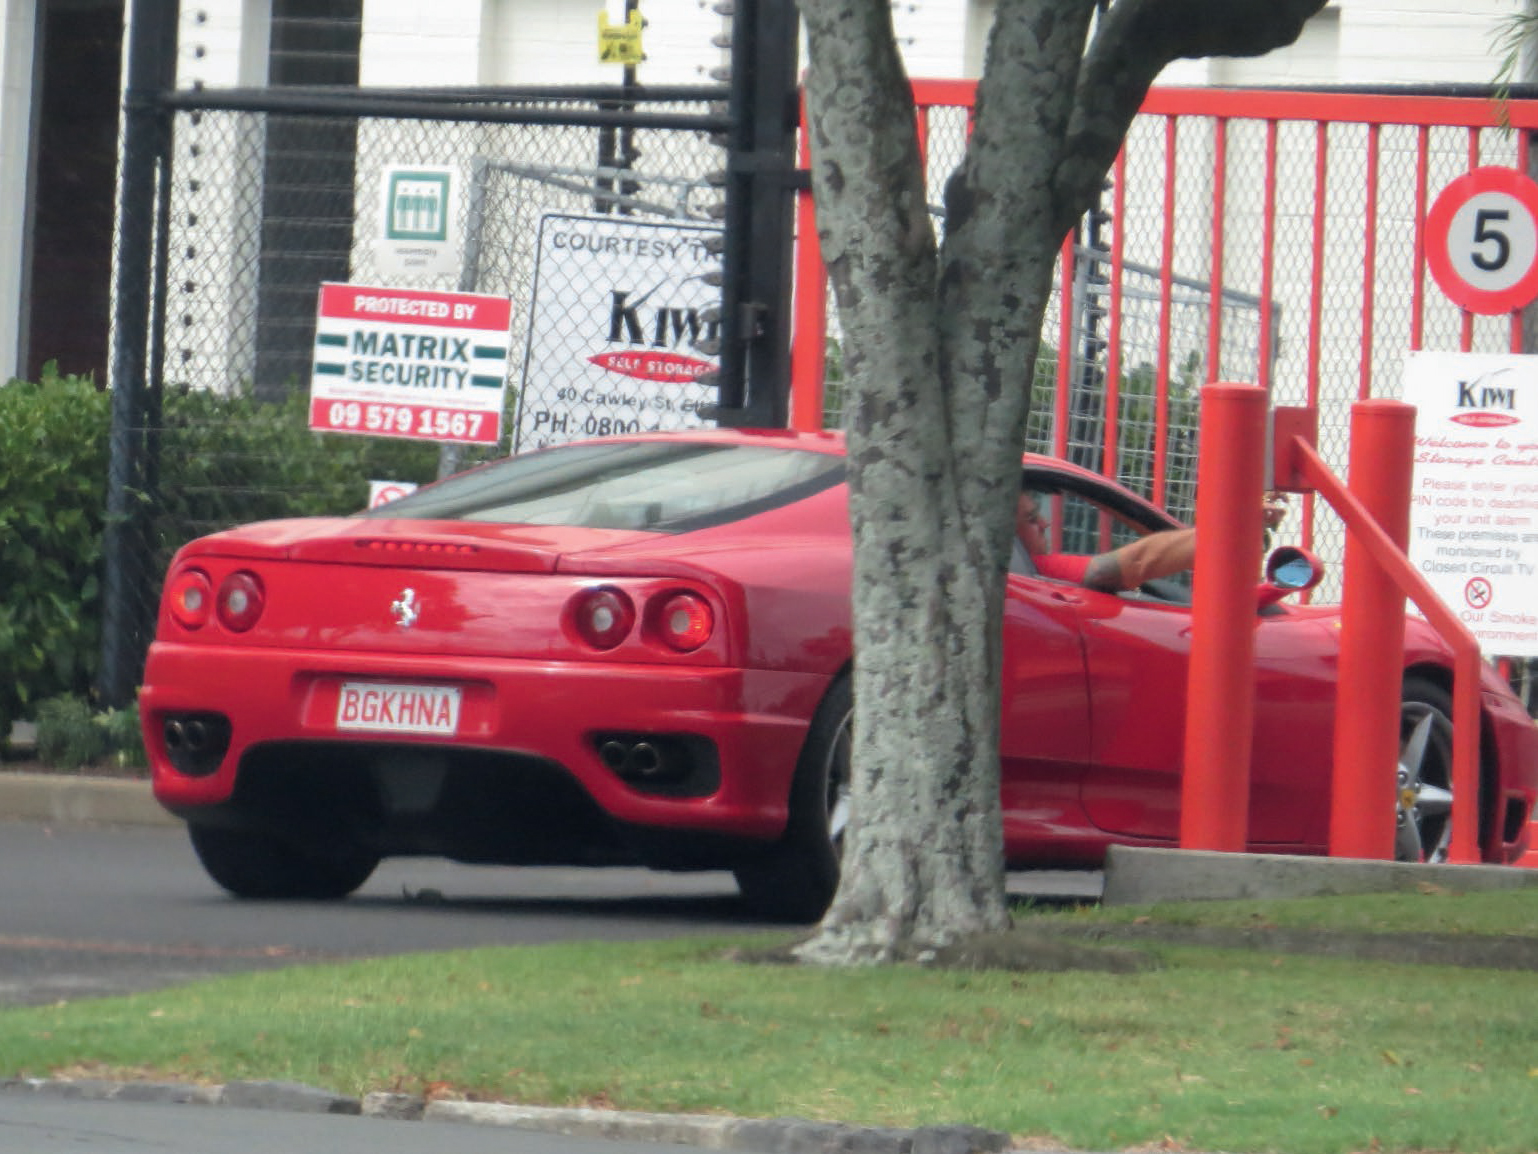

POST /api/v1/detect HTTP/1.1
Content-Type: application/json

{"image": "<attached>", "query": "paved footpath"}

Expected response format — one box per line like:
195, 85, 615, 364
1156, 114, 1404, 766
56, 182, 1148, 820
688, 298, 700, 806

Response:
0, 1080, 1020, 1154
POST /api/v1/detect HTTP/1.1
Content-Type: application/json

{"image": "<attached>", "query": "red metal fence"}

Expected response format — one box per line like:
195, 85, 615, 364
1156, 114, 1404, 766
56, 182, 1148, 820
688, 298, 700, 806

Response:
791, 83, 1538, 601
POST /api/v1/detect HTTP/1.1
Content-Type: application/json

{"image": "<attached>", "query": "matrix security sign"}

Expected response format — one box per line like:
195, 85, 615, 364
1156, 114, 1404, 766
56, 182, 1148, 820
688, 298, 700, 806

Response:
1405, 351, 1538, 657
515, 214, 721, 451
310, 283, 512, 445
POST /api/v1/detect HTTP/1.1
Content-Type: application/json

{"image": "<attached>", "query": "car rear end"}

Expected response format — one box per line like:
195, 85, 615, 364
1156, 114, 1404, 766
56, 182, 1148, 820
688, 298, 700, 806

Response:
140, 435, 849, 872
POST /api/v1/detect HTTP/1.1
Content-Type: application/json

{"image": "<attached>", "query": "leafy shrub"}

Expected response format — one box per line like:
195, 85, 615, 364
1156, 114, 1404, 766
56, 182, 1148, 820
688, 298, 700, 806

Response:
32, 695, 145, 771
0, 369, 112, 738
34, 694, 108, 769
100, 703, 147, 770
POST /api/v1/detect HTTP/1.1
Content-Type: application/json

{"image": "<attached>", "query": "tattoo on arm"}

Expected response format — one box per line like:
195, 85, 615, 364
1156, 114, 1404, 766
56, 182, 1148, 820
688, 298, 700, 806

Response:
1081, 553, 1125, 593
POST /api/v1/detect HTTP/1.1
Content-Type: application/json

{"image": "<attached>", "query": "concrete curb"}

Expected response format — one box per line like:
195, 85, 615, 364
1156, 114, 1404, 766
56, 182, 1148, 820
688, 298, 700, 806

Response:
0, 772, 175, 829
1103, 844, 1538, 905
0, 1078, 1014, 1154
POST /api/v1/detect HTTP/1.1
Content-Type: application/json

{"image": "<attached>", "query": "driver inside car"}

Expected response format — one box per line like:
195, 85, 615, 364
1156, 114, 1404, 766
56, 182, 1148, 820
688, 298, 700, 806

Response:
1013, 489, 1288, 594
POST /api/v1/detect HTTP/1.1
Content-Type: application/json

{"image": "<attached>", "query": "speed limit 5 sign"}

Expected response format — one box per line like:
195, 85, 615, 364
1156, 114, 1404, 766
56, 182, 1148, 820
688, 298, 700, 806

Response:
1425, 166, 1538, 314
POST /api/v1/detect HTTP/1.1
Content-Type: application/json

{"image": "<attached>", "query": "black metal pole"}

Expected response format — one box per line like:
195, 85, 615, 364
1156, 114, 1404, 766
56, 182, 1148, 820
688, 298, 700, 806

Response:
100, 0, 177, 708
710, 0, 800, 428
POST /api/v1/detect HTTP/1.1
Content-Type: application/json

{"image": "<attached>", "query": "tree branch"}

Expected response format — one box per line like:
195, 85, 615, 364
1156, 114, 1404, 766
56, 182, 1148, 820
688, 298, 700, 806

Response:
1055, 0, 1329, 227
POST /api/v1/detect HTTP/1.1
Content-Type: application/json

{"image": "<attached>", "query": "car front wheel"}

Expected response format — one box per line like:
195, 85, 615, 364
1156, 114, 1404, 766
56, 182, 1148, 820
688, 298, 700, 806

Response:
1397, 677, 1457, 863
188, 824, 380, 900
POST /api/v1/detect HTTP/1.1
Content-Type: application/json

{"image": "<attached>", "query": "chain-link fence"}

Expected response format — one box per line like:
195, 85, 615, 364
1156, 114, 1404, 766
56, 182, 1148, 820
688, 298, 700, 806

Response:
102, 88, 731, 697
167, 100, 725, 400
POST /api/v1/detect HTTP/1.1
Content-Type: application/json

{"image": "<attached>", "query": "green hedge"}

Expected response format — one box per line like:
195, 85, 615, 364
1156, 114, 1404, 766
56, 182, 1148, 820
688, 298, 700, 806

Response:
0, 371, 461, 740
0, 371, 111, 741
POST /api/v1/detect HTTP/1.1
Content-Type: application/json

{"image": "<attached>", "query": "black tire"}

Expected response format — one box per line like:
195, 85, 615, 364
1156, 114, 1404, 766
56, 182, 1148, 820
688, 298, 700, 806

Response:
188, 824, 380, 900
734, 676, 851, 922
1397, 676, 1457, 863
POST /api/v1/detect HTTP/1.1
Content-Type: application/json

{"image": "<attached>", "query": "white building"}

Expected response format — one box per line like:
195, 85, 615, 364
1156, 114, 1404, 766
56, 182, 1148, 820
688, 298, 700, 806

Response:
0, 0, 1523, 387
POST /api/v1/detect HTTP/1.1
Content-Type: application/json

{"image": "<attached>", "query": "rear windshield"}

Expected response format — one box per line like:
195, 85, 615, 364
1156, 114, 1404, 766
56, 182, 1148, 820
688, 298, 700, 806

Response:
363, 441, 845, 532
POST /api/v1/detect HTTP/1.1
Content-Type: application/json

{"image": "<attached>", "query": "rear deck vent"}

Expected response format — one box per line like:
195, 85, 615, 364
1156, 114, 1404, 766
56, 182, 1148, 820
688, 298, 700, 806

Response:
356, 540, 479, 555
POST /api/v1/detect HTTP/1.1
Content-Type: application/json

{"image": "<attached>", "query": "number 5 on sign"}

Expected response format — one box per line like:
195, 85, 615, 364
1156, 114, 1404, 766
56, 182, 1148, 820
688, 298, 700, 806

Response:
1425, 166, 1538, 314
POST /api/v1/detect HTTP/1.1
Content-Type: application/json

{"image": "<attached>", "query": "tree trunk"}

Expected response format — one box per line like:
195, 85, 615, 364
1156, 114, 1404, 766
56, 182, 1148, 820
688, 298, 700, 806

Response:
792, 0, 1331, 966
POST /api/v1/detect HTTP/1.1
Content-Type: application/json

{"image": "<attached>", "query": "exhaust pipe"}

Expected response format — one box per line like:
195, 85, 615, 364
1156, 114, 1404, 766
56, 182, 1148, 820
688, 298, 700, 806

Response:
629, 742, 661, 776
597, 738, 666, 778
182, 718, 209, 752
160, 713, 233, 778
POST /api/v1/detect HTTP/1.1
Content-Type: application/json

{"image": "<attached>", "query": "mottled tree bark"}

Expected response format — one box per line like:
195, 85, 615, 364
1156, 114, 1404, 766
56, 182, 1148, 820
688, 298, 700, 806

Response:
793, 0, 1329, 966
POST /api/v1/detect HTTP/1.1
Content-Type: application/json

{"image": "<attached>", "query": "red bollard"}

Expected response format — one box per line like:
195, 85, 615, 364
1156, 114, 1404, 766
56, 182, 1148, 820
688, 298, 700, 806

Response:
1330, 400, 1415, 859
1181, 384, 1268, 852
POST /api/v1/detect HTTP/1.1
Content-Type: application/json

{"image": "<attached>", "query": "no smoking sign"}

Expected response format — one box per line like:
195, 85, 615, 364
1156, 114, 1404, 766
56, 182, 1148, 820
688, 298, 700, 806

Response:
1426, 166, 1538, 314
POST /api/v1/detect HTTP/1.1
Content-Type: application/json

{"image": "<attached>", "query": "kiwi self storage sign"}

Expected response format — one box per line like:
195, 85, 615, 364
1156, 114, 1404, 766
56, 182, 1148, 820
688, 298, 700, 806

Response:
516, 214, 721, 450
1405, 350, 1538, 657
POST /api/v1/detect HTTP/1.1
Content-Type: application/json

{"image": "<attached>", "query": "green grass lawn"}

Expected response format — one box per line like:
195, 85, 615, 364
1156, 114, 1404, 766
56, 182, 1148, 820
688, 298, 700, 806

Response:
3, 888, 1537, 1154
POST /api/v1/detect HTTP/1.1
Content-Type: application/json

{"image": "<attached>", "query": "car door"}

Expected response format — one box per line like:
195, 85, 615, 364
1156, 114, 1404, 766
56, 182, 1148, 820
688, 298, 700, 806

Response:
1014, 469, 1341, 850
999, 567, 1094, 850
1078, 599, 1340, 848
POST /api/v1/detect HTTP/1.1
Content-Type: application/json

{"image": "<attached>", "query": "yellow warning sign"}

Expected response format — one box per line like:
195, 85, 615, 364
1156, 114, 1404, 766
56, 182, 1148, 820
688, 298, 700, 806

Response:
597, 10, 644, 65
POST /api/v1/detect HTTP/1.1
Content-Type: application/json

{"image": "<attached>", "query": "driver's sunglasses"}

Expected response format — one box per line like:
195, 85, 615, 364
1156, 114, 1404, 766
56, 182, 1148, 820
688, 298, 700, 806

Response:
1021, 501, 1049, 527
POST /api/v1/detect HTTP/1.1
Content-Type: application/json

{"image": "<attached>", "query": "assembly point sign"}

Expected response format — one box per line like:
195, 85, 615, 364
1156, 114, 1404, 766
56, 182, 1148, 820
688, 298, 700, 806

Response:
1405, 350, 1538, 657
515, 213, 721, 450
310, 283, 512, 445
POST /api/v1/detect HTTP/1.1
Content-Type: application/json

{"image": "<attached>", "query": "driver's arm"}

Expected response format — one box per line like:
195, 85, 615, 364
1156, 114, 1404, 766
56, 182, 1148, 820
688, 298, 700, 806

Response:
1082, 528, 1197, 593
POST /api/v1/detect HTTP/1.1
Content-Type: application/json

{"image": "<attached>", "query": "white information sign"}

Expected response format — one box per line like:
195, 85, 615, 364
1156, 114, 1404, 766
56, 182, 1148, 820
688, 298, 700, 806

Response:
368, 480, 419, 509
1405, 350, 1538, 657
310, 283, 512, 446
515, 213, 722, 450
375, 165, 459, 278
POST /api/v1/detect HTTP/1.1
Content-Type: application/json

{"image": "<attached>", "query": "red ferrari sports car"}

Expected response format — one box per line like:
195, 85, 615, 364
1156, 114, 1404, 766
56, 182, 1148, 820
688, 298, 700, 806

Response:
140, 428, 1538, 921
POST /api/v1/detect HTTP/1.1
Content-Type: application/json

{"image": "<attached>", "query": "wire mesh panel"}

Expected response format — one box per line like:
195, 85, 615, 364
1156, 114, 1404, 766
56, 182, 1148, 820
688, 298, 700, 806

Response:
167, 104, 722, 399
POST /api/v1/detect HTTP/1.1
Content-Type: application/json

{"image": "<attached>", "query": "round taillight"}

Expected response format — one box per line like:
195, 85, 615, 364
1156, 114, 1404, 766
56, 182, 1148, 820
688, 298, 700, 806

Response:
168, 569, 213, 630
216, 571, 265, 633
573, 587, 635, 650
656, 592, 713, 652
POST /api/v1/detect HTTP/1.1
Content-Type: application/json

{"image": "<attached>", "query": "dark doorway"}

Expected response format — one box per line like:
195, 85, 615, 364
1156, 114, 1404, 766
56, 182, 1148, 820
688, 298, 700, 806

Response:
252, 0, 363, 400
24, 0, 124, 384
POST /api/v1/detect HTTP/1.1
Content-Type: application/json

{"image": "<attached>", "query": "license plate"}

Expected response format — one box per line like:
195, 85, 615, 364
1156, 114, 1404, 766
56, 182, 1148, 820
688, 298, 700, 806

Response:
335, 682, 461, 736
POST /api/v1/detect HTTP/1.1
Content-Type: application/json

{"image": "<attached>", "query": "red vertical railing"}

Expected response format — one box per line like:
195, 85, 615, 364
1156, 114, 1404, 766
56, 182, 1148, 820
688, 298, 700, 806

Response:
1152, 115, 1179, 508
1204, 117, 1227, 383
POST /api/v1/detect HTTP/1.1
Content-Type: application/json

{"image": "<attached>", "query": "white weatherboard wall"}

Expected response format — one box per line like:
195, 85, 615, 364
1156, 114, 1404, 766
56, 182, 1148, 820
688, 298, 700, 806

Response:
359, 0, 725, 87
157, 1, 1528, 96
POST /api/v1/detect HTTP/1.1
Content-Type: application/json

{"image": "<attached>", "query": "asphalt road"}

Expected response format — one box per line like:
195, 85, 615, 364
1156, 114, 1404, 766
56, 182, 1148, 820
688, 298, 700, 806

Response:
0, 820, 769, 1006
0, 819, 1101, 1007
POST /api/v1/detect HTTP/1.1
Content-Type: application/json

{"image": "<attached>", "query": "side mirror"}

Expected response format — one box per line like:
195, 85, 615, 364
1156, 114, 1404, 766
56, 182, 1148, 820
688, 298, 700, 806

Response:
1257, 545, 1324, 609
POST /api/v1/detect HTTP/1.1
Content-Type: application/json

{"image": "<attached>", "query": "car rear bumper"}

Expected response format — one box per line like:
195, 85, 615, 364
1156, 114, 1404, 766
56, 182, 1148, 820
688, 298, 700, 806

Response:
141, 642, 829, 846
